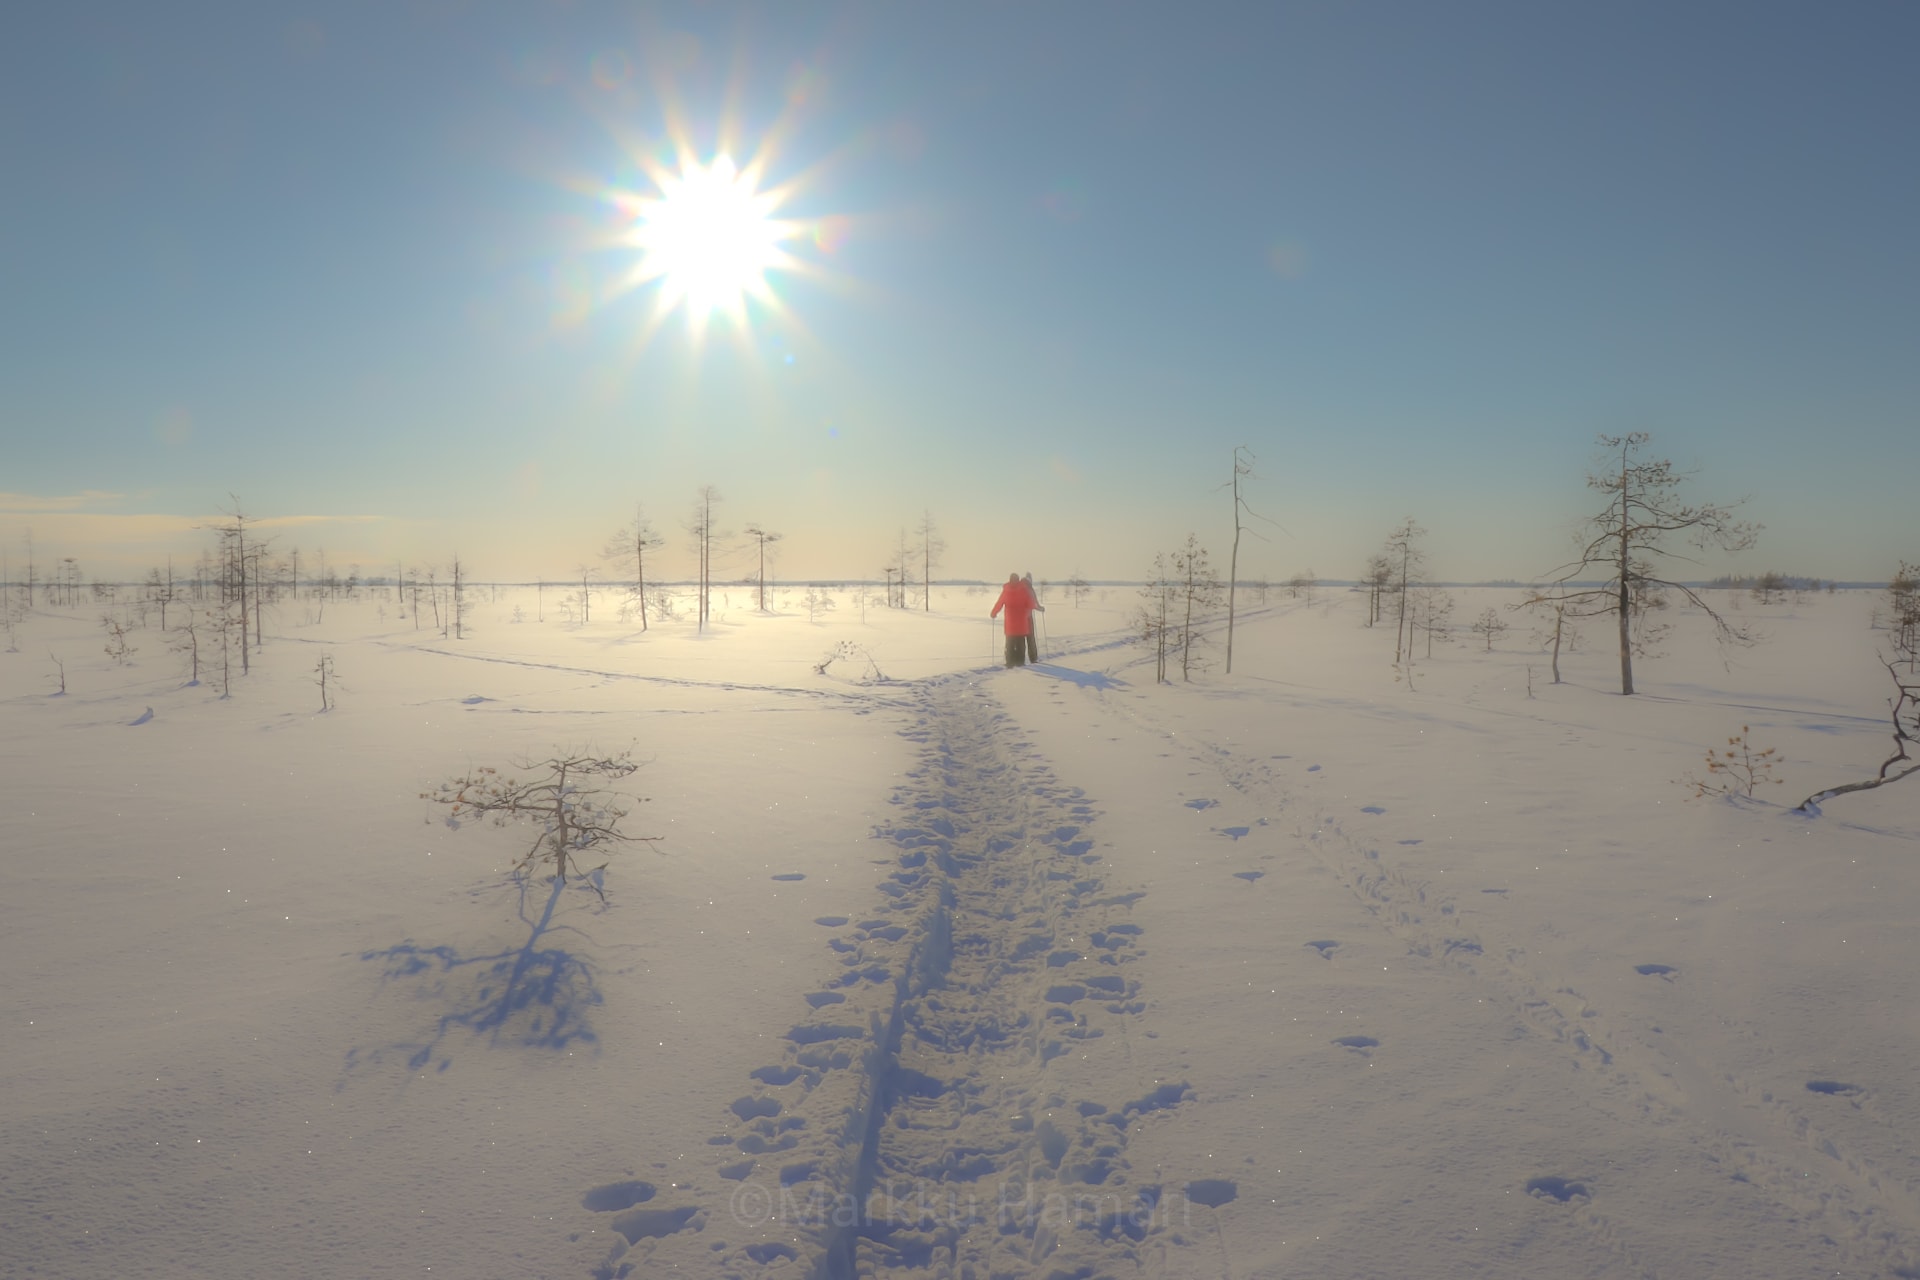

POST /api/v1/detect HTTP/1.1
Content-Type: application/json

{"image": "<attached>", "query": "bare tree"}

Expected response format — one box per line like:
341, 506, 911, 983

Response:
573, 564, 597, 626
1887, 561, 1919, 670
602, 504, 666, 630
1288, 570, 1318, 604
1413, 586, 1454, 656
1383, 518, 1427, 666
424, 751, 657, 899
170, 610, 205, 685
891, 527, 917, 609
201, 498, 264, 676
1519, 590, 1579, 684
1222, 446, 1276, 673
743, 525, 784, 612
450, 556, 469, 640
916, 511, 945, 611
1796, 660, 1919, 812
802, 584, 836, 622
688, 486, 724, 631
1135, 552, 1177, 684
315, 651, 338, 711
101, 613, 136, 665
1750, 570, 1789, 604
1470, 606, 1509, 651
1364, 553, 1392, 627
1174, 534, 1222, 682
1536, 433, 1758, 695
2, 549, 23, 651
142, 558, 178, 630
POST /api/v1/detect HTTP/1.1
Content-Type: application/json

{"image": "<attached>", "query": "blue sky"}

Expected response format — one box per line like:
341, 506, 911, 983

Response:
3, 2, 1915, 587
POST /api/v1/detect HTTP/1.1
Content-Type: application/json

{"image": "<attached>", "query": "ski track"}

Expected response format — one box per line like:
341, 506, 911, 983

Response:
1118, 695, 1920, 1280
570, 672, 1178, 1280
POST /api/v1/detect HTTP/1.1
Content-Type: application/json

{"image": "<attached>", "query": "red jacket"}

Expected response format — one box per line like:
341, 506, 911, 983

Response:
991, 579, 1039, 636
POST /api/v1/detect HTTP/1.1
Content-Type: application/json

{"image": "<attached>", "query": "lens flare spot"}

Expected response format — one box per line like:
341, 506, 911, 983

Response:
786, 61, 828, 108
155, 408, 194, 447
1041, 180, 1088, 224
1266, 241, 1309, 279
811, 215, 850, 254
591, 49, 632, 90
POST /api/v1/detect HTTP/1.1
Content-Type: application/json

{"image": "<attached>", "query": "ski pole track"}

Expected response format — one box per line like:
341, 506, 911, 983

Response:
1148, 704, 1920, 1279
573, 674, 1187, 1280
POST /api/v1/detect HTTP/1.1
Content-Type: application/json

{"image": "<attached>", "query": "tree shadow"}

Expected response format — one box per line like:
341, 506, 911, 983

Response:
345, 877, 602, 1078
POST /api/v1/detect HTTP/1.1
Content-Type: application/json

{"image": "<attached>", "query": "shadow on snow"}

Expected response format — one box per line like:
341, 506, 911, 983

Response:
345, 876, 602, 1077
1028, 662, 1123, 690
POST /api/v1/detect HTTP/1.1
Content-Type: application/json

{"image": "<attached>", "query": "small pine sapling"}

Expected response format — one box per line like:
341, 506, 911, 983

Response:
814, 639, 885, 681
1684, 725, 1783, 799
1471, 607, 1509, 651
424, 751, 656, 899
101, 614, 136, 665
315, 651, 337, 711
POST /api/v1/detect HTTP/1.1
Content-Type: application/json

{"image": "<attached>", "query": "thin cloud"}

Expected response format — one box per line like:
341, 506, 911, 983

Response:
0, 491, 126, 513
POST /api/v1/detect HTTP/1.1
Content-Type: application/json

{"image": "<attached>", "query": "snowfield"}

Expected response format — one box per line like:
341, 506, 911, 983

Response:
3, 583, 1916, 1280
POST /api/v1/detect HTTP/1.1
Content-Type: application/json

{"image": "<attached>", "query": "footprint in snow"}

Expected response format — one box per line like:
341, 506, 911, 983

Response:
1185, 1178, 1238, 1209
1633, 963, 1677, 979
1525, 1175, 1589, 1203
1806, 1080, 1864, 1097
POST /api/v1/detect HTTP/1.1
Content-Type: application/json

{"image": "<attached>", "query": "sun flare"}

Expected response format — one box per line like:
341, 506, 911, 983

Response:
621, 154, 795, 333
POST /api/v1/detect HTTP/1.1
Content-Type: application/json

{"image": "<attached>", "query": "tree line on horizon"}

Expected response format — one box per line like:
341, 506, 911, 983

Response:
5, 438, 1916, 705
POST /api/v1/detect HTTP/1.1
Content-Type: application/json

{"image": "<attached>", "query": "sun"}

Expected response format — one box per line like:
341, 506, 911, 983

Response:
620, 153, 796, 334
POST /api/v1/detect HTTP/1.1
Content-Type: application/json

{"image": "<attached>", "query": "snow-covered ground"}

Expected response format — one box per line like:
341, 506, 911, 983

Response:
3, 583, 1916, 1280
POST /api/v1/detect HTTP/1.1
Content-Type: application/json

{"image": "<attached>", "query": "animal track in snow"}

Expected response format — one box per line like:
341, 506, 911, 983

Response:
1634, 963, 1677, 979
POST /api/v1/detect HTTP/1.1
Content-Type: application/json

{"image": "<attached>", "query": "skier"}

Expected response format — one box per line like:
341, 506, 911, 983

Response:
989, 572, 1040, 668
1021, 572, 1046, 663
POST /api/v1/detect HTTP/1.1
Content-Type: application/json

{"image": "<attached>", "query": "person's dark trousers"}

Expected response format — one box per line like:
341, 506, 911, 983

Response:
1004, 635, 1027, 667
1024, 632, 1038, 663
